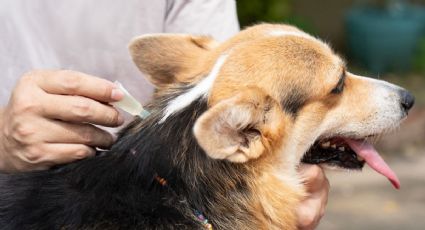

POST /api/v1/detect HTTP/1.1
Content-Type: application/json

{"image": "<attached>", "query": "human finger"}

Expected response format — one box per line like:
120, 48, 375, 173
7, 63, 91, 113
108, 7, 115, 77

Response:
32, 70, 124, 102
296, 196, 323, 230
11, 143, 96, 171
37, 143, 96, 165
37, 119, 115, 148
298, 164, 326, 192
42, 94, 124, 127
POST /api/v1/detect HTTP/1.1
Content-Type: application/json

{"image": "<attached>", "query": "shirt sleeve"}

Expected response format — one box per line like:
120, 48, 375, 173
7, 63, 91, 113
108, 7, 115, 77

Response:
164, 0, 240, 42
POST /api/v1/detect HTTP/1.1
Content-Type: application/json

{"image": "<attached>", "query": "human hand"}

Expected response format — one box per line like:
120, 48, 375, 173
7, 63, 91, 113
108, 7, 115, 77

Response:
296, 164, 330, 230
0, 70, 124, 172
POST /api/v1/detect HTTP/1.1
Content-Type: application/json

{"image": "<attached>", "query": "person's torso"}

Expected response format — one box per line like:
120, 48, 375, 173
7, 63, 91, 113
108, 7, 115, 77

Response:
0, 0, 167, 105
0, 0, 240, 105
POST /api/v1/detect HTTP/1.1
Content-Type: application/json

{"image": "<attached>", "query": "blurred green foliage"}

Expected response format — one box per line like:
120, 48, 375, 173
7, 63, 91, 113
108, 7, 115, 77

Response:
237, 0, 292, 27
414, 37, 425, 74
236, 0, 316, 34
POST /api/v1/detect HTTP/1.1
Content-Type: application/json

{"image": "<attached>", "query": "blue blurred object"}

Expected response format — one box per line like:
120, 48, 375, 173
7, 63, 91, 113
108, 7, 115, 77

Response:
345, 3, 425, 73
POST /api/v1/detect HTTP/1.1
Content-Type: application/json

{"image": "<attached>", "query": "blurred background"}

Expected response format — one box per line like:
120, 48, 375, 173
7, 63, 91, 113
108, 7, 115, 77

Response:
236, 0, 425, 229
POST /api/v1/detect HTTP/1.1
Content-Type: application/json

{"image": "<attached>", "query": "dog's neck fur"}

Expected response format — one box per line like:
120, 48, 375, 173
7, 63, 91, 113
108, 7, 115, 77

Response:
0, 85, 301, 229
112, 87, 302, 230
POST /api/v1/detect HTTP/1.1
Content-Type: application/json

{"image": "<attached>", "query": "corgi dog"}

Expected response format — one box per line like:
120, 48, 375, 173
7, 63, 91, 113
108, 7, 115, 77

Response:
0, 24, 414, 230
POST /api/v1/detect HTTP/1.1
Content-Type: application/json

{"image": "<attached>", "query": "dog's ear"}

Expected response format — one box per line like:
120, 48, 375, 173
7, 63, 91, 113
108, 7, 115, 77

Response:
129, 34, 218, 88
194, 88, 289, 163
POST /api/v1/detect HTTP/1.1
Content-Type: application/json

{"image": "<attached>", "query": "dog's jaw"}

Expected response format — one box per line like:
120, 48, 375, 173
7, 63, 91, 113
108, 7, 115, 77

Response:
128, 23, 414, 229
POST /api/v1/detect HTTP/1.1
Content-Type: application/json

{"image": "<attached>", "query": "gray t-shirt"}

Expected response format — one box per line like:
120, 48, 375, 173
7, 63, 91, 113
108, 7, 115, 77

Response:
0, 0, 239, 105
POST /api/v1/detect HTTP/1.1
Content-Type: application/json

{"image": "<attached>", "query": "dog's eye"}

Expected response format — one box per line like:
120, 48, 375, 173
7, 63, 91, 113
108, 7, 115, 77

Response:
331, 82, 344, 94
331, 71, 346, 94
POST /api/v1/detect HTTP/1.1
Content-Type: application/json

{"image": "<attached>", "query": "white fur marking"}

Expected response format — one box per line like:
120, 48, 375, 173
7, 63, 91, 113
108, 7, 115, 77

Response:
159, 54, 229, 123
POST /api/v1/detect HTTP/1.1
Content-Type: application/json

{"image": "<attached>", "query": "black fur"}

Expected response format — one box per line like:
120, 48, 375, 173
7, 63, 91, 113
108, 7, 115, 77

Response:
0, 88, 256, 230
281, 89, 306, 116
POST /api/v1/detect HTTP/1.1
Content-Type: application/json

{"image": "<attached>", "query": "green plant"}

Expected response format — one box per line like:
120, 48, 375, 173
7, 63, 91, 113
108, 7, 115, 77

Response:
414, 37, 425, 74
236, 0, 316, 34
236, 0, 292, 27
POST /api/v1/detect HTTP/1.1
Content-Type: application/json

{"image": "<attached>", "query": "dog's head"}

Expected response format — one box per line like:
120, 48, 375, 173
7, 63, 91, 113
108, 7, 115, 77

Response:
129, 24, 414, 189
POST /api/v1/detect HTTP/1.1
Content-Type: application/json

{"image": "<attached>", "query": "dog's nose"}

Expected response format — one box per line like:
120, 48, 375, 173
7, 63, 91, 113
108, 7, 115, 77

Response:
399, 90, 415, 112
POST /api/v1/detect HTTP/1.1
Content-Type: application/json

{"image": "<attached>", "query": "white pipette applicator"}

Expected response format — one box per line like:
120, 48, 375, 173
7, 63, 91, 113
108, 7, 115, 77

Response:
110, 81, 150, 119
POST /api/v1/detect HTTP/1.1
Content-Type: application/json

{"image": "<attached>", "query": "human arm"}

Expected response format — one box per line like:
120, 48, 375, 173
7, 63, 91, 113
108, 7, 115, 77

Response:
0, 70, 124, 172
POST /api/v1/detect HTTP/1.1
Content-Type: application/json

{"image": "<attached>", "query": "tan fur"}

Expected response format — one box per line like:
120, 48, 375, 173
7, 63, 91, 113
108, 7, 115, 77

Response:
129, 34, 216, 87
251, 173, 303, 230
194, 87, 288, 163
129, 23, 408, 229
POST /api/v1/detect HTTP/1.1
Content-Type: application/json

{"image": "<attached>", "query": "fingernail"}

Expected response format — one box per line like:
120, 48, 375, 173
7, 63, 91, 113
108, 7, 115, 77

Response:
111, 88, 124, 101
107, 133, 115, 147
117, 114, 125, 124
111, 134, 118, 143
88, 148, 96, 157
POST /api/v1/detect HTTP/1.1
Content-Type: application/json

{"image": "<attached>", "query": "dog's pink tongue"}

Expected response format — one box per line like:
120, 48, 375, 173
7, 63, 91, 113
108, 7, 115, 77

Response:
344, 138, 400, 189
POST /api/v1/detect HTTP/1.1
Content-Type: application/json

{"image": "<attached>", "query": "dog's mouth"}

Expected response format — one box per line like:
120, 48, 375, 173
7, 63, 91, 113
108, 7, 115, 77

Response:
302, 136, 400, 189
302, 137, 365, 169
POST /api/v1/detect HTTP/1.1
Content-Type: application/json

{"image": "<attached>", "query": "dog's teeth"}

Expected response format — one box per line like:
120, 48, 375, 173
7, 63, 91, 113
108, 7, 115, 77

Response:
331, 144, 337, 149
357, 155, 365, 161
338, 146, 345, 151
321, 142, 330, 148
